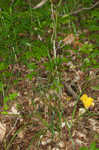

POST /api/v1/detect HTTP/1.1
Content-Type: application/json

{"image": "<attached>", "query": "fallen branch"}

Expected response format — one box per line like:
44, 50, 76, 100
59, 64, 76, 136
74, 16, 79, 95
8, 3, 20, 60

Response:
63, 1, 99, 17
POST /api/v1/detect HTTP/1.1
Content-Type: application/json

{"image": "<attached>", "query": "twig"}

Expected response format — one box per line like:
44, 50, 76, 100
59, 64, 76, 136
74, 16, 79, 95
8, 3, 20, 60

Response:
6, 118, 19, 138
63, 1, 99, 17
63, 82, 77, 99
51, 1, 57, 59
33, 0, 48, 9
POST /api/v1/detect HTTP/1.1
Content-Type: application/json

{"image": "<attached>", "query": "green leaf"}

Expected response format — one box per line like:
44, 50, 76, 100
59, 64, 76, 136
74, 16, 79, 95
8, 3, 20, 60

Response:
0, 82, 3, 92
93, 65, 99, 69
4, 96, 9, 104
79, 142, 98, 150
26, 72, 37, 80
27, 63, 37, 70
1, 111, 8, 115
90, 142, 97, 150
89, 25, 99, 31
91, 10, 99, 17
0, 0, 11, 8
80, 43, 94, 54
91, 86, 99, 91
9, 92, 18, 100
0, 62, 8, 71
79, 147, 88, 150
4, 104, 9, 110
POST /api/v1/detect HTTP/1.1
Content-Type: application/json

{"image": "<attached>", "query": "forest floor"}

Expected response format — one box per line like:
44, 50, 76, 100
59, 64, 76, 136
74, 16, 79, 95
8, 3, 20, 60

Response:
0, 47, 99, 150
0, 1, 99, 150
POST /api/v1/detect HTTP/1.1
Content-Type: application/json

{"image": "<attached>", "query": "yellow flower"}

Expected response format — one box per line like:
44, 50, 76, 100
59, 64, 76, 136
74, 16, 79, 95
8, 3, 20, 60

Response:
80, 94, 88, 101
80, 94, 94, 109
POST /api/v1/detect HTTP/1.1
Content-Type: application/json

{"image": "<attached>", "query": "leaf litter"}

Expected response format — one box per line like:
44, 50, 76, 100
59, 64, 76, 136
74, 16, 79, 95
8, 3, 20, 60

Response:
0, 57, 98, 150
0, 27, 99, 150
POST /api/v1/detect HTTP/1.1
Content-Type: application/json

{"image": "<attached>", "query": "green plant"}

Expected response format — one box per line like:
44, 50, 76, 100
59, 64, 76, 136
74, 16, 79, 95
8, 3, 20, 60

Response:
2, 92, 18, 114
79, 43, 99, 69
79, 142, 99, 150
0, 0, 99, 149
